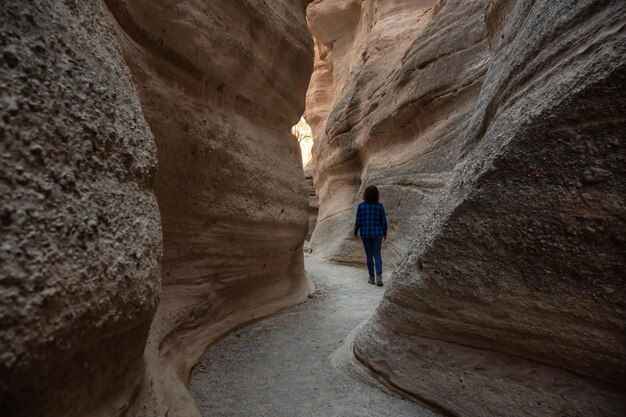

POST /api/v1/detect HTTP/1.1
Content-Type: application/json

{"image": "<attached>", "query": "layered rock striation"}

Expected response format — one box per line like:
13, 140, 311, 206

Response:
105, 1, 314, 415
2, 0, 314, 416
0, 1, 162, 415
307, 0, 626, 415
307, 0, 490, 266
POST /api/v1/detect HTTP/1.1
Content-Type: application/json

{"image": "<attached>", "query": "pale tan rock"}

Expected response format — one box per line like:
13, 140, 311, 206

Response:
304, 40, 333, 136
105, 1, 315, 415
308, 0, 489, 265
308, 0, 626, 415
307, 0, 361, 46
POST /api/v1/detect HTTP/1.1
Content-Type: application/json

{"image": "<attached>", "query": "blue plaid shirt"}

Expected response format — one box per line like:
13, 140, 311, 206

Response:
354, 202, 388, 238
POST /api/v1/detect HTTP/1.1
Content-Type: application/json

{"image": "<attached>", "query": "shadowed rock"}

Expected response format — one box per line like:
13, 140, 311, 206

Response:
307, 0, 626, 414
1, 0, 314, 416
0, 1, 161, 415
105, 0, 315, 415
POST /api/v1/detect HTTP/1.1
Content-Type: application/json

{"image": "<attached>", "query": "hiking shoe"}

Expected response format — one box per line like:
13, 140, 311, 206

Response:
376, 274, 383, 286
368, 276, 375, 285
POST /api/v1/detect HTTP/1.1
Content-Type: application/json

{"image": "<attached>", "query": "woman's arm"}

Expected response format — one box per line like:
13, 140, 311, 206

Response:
354, 204, 361, 237
380, 204, 388, 239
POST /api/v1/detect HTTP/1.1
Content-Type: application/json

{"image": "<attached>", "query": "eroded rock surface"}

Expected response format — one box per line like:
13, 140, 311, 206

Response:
307, 0, 626, 415
2, 0, 314, 416
307, 0, 489, 265
0, 1, 161, 416
105, 1, 314, 415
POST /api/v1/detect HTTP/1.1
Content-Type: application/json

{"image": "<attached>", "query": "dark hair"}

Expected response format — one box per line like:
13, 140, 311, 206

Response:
363, 185, 379, 203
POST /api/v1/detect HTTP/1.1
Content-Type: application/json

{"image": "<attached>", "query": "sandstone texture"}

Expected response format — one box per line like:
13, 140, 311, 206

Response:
0, 1, 162, 416
307, 0, 488, 266
307, 0, 626, 415
105, 1, 314, 415
2, 0, 314, 416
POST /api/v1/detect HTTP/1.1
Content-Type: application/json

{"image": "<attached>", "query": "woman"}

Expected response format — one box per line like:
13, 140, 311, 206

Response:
354, 185, 387, 286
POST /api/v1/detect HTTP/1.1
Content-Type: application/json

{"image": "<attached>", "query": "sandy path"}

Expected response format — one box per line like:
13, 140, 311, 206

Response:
189, 255, 437, 417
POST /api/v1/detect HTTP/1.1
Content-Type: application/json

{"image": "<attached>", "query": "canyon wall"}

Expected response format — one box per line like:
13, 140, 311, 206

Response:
0, 1, 162, 415
307, 0, 626, 415
105, 1, 314, 415
307, 0, 490, 266
2, 0, 313, 416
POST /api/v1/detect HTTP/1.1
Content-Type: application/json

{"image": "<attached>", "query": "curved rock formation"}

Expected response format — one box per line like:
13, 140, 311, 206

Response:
307, 0, 626, 414
307, 0, 490, 266
105, 1, 314, 415
2, 0, 313, 416
0, 1, 162, 415
308, 0, 626, 416
304, 40, 333, 138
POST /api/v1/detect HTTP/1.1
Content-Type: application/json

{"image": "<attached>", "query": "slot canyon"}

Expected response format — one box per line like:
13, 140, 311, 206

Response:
1, 1, 624, 417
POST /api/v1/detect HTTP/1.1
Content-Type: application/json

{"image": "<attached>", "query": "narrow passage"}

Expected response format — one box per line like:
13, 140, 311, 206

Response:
190, 255, 436, 417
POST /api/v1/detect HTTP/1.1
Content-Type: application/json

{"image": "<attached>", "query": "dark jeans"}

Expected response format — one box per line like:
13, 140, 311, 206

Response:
361, 236, 383, 277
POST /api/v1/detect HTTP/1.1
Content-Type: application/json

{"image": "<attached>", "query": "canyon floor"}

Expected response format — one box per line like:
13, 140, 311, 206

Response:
190, 255, 436, 417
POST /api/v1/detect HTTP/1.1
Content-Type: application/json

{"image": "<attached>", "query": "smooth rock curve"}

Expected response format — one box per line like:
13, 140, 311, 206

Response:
106, 1, 315, 415
306, 0, 626, 414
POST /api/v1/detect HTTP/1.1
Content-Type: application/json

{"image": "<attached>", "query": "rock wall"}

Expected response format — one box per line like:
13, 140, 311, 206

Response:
307, 0, 626, 415
104, 1, 314, 415
2, 0, 313, 416
307, 0, 490, 266
0, 1, 162, 416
